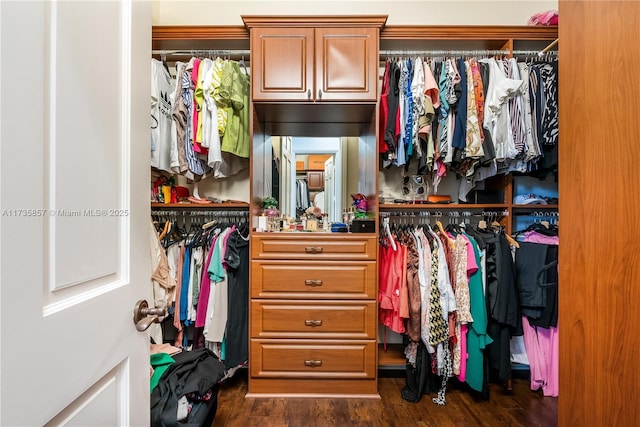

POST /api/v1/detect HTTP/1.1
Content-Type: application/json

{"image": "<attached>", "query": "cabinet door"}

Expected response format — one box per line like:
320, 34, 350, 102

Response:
251, 27, 314, 101
314, 27, 378, 101
307, 171, 324, 190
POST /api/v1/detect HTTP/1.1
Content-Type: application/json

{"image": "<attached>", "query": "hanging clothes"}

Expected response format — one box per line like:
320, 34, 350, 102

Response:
150, 211, 250, 379
151, 58, 177, 174
378, 54, 558, 204
151, 56, 251, 181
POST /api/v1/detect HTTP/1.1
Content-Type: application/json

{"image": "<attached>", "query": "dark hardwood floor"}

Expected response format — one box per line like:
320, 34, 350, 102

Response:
211, 370, 557, 427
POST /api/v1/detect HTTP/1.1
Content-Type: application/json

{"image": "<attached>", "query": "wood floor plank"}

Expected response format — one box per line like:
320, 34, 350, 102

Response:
211, 370, 557, 427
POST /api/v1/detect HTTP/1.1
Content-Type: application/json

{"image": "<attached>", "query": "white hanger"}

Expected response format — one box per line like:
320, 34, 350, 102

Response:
383, 217, 397, 251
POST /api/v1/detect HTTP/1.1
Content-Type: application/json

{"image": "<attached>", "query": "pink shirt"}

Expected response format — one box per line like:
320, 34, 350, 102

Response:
523, 230, 559, 245
195, 236, 217, 328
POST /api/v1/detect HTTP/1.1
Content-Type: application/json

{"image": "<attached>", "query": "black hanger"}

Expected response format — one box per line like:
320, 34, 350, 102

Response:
161, 54, 171, 76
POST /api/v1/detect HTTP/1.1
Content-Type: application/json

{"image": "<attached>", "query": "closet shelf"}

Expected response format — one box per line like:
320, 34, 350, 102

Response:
512, 204, 558, 210
378, 343, 406, 368
151, 202, 250, 209
379, 203, 509, 210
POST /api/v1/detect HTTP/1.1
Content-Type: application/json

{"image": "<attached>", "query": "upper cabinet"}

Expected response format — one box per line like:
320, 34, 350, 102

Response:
244, 16, 386, 102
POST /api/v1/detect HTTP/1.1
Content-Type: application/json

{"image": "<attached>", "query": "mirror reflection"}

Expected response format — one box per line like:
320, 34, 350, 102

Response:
270, 136, 359, 223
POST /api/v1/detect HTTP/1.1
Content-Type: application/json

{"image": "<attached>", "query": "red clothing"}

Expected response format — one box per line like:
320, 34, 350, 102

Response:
378, 242, 406, 335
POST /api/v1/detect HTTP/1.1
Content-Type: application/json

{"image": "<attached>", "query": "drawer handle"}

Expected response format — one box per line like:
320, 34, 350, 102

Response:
304, 279, 323, 287
305, 246, 324, 254
304, 319, 323, 327
304, 360, 323, 367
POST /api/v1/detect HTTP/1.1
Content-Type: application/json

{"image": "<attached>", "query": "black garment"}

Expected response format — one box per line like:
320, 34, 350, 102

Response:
151, 348, 225, 427
528, 245, 558, 328
474, 230, 521, 382
223, 228, 250, 370
515, 242, 549, 319
384, 61, 401, 157
451, 58, 468, 151
478, 61, 496, 165
477, 231, 519, 328
487, 322, 514, 382
401, 341, 439, 402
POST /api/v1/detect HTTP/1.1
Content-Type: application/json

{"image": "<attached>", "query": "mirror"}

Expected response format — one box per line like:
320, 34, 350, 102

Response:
270, 136, 360, 223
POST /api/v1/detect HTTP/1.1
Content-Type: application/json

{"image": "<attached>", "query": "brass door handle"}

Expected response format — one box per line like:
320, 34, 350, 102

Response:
304, 246, 324, 254
304, 279, 323, 287
304, 360, 323, 367
133, 299, 167, 332
304, 319, 323, 327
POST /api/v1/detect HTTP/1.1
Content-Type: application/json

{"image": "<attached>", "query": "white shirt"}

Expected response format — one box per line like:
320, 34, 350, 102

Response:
481, 58, 523, 162
151, 59, 176, 173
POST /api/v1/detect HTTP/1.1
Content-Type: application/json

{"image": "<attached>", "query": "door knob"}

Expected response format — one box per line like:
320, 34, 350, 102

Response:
133, 299, 166, 332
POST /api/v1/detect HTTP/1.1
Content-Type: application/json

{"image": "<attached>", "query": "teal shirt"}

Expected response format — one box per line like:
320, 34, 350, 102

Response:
150, 352, 175, 393
463, 233, 493, 392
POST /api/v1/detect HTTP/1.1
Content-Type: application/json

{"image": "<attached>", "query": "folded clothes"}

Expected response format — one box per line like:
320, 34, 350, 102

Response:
514, 194, 548, 205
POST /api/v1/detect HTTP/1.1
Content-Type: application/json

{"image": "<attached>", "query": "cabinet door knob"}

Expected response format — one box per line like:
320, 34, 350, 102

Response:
304, 360, 323, 367
318, 89, 322, 99
307, 89, 311, 100
304, 279, 323, 287
304, 319, 323, 327
305, 246, 324, 254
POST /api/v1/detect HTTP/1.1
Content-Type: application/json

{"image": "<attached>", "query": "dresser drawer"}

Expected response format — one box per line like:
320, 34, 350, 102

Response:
251, 234, 376, 260
250, 339, 377, 379
251, 260, 376, 299
251, 300, 376, 339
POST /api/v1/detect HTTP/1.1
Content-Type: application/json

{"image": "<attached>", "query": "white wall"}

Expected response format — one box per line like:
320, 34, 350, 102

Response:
153, 0, 558, 26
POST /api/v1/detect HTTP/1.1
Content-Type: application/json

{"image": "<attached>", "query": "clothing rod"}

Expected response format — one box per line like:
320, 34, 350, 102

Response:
513, 50, 559, 56
152, 49, 251, 57
539, 38, 559, 55
379, 210, 506, 217
151, 210, 249, 216
379, 49, 558, 57
379, 49, 510, 57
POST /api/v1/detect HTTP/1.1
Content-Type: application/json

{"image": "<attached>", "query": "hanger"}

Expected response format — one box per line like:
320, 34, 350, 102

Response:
161, 53, 170, 75
490, 219, 520, 248
158, 220, 171, 242
202, 218, 217, 231
239, 55, 249, 76
382, 217, 397, 251
505, 232, 520, 248
434, 215, 454, 248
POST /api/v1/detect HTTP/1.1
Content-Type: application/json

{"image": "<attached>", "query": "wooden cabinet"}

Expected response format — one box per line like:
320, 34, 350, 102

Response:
306, 171, 324, 190
245, 17, 385, 102
313, 27, 378, 101
249, 26, 314, 101
249, 233, 379, 397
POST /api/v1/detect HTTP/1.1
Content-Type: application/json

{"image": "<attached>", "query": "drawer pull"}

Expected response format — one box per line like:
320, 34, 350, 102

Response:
304, 319, 323, 327
304, 279, 323, 287
304, 246, 324, 254
304, 360, 323, 367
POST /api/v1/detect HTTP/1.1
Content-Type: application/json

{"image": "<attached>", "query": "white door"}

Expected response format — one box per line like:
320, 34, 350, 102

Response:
324, 156, 335, 222
0, 1, 151, 426
280, 136, 293, 217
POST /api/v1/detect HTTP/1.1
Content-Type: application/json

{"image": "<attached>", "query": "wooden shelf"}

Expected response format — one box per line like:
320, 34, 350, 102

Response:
379, 203, 508, 210
151, 202, 249, 209
512, 204, 558, 210
378, 343, 405, 368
